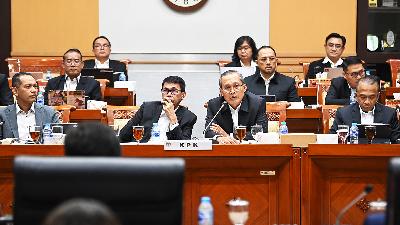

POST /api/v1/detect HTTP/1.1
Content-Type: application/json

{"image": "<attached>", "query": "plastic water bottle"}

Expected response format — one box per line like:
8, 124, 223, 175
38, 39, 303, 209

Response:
42, 124, 53, 144
151, 123, 161, 142
350, 122, 359, 144
198, 196, 213, 225
118, 72, 126, 81
37, 91, 44, 106
279, 121, 289, 134
45, 70, 52, 80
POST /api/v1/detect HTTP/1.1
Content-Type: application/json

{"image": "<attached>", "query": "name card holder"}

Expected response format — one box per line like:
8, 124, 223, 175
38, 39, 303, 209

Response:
164, 140, 212, 151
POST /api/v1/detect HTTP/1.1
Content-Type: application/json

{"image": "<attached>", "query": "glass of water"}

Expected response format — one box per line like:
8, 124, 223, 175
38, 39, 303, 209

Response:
250, 124, 263, 142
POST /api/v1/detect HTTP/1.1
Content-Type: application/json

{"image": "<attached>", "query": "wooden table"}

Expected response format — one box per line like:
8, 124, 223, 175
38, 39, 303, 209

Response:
297, 87, 317, 105
0, 144, 300, 225
286, 108, 322, 133
104, 88, 135, 106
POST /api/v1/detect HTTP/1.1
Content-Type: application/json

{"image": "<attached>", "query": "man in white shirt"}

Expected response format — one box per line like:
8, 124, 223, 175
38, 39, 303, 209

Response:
330, 75, 400, 143
0, 73, 59, 140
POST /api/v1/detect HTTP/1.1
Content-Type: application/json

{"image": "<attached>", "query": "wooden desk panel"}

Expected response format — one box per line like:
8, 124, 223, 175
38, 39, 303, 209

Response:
104, 88, 135, 106
286, 109, 322, 133
0, 144, 300, 225
301, 144, 399, 225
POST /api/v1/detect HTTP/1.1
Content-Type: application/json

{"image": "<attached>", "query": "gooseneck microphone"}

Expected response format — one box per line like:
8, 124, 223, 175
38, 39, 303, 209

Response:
335, 184, 373, 225
203, 101, 227, 134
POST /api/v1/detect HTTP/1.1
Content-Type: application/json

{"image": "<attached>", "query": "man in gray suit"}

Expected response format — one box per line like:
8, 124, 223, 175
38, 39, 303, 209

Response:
0, 73, 59, 140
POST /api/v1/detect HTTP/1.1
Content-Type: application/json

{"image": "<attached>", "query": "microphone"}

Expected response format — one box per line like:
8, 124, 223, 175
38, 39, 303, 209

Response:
335, 184, 373, 225
203, 101, 227, 134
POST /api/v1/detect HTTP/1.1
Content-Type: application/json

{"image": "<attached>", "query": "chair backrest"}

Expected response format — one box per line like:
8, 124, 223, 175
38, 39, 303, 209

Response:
95, 79, 109, 100
69, 109, 107, 124
385, 99, 400, 120
217, 60, 230, 67
106, 105, 140, 129
13, 156, 185, 225
266, 102, 287, 132
321, 105, 342, 134
6, 58, 64, 76
299, 62, 310, 78
308, 79, 332, 105
386, 59, 400, 87
52, 105, 77, 123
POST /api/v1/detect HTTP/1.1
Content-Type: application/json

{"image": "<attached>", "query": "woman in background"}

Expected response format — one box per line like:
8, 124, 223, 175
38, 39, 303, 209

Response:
225, 36, 258, 67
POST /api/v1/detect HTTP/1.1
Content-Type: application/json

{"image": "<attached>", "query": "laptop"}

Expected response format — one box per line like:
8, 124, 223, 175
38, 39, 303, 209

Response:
357, 123, 391, 144
81, 68, 118, 87
324, 67, 344, 79
48, 90, 86, 109
44, 123, 78, 134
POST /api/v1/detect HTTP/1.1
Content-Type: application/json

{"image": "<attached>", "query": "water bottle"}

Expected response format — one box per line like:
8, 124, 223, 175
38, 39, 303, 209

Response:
279, 121, 289, 134
45, 70, 52, 80
37, 91, 44, 106
198, 196, 213, 225
119, 72, 126, 81
350, 122, 359, 144
151, 123, 161, 142
42, 123, 53, 144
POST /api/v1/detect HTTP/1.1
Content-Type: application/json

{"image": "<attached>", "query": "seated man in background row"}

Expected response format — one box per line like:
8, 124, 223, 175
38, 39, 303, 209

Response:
205, 70, 267, 144
119, 76, 197, 143
330, 75, 400, 143
84, 36, 128, 79
44, 48, 102, 104
0, 73, 59, 139
0, 73, 13, 106
306, 33, 346, 81
244, 46, 300, 102
64, 122, 121, 156
325, 56, 365, 105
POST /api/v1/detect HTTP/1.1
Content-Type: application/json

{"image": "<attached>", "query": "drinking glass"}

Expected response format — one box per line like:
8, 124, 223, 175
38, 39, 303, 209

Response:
234, 126, 247, 143
52, 125, 64, 144
250, 124, 263, 142
29, 125, 41, 144
132, 126, 144, 143
228, 198, 249, 225
365, 125, 376, 144
337, 125, 349, 144
109, 124, 120, 136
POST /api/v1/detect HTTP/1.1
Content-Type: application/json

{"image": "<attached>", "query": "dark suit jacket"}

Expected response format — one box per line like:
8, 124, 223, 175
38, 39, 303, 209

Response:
83, 59, 128, 79
44, 75, 102, 104
0, 74, 13, 106
325, 77, 351, 105
329, 102, 400, 143
306, 58, 344, 80
119, 101, 197, 143
204, 91, 267, 140
244, 71, 300, 102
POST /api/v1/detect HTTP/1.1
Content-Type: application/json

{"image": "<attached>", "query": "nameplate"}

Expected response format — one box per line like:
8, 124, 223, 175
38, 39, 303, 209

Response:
164, 140, 212, 151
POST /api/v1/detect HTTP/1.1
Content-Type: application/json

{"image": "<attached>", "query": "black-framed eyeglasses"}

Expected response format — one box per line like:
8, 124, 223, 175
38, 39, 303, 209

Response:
221, 83, 244, 93
93, 44, 111, 49
161, 88, 181, 95
347, 69, 365, 78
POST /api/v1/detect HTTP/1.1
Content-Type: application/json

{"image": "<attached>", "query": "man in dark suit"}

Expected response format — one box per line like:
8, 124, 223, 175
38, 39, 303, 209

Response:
0, 73, 13, 106
0, 73, 59, 139
330, 76, 400, 143
306, 33, 346, 82
244, 46, 300, 102
325, 56, 365, 105
205, 70, 267, 144
44, 48, 101, 104
83, 36, 127, 79
119, 76, 197, 143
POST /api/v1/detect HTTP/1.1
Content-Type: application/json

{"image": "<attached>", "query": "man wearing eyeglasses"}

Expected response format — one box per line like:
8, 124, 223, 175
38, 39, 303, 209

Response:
306, 33, 346, 81
244, 46, 300, 102
330, 75, 400, 143
204, 70, 267, 144
119, 76, 197, 143
83, 36, 128, 79
44, 49, 102, 104
325, 56, 365, 105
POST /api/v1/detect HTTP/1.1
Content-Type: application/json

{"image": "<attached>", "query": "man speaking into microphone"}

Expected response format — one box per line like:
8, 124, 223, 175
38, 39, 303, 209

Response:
205, 70, 267, 144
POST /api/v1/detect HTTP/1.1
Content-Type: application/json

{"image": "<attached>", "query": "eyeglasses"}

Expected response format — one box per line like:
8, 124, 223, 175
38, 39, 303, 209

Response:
161, 88, 181, 95
257, 57, 277, 63
221, 83, 244, 93
93, 44, 111, 49
327, 43, 343, 49
346, 69, 365, 78
64, 59, 82, 66
238, 46, 251, 52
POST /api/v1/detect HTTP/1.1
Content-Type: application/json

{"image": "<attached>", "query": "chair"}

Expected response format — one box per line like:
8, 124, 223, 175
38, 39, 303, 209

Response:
13, 156, 185, 225
386, 59, 400, 87
95, 79, 109, 100
266, 102, 287, 132
321, 105, 342, 134
217, 60, 230, 67
308, 79, 331, 105
385, 99, 400, 120
106, 105, 140, 129
299, 62, 310, 77
6, 58, 64, 76
69, 109, 107, 124
52, 105, 76, 123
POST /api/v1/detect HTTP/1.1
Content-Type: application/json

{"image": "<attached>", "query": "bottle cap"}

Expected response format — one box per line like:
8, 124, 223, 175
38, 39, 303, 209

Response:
351, 122, 357, 126
201, 196, 211, 202
281, 121, 286, 125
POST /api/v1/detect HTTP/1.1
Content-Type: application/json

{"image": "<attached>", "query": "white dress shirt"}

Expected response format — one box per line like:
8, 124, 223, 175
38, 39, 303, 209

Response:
240, 60, 257, 67
228, 103, 241, 131
64, 75, 81, 91
360, 106, 375, 124
323, 56, 344, 68
94, 59, 110, 69
260, 72, 275, 95
16, 103, 36, 140
150, 106, 180, 142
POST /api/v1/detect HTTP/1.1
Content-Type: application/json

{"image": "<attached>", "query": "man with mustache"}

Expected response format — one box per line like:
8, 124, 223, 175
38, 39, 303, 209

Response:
244, 46, 300, 102
44, 49, 101, 104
